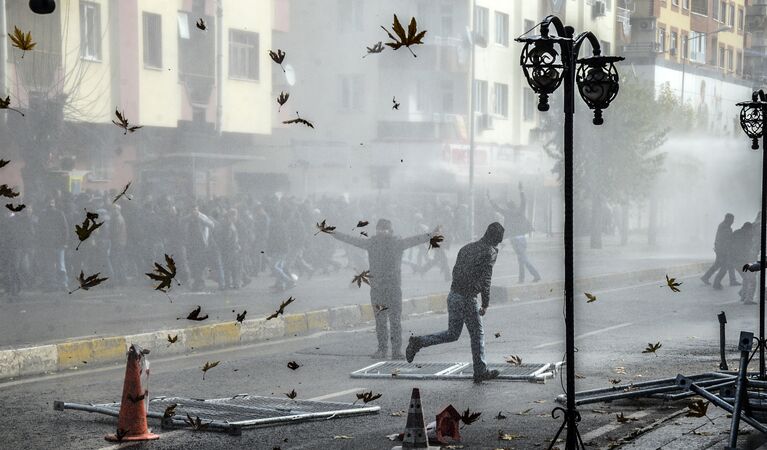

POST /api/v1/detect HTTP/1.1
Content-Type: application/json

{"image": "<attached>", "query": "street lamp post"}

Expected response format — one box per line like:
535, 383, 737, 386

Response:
737, 89, 767, 378
516, 16, 623, 450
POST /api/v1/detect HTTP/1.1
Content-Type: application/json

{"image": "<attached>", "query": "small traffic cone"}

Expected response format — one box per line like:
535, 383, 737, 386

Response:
104, 344, 159, 442
392, 388, 440, 449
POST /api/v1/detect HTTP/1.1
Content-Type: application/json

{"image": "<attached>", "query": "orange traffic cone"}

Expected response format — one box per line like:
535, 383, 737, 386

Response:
392, 388, 440, 449
104, 344, 159, 442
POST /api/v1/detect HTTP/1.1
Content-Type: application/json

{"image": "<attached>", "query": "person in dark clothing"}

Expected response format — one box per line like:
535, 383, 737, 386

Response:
406, 222, 504, 383
487, 184, 540, 283
185, 205, 218, 291
331, 219, 435, 360
36, 197, 70, 291
732, 222, 756, 304
702, 213, 740, 289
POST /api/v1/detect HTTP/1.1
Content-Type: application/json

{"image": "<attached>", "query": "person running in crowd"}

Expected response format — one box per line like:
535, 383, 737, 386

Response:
406, 222, 504, 383
702, 213, 740, 290
330, 219, 437, 360
487, 183, 540, 283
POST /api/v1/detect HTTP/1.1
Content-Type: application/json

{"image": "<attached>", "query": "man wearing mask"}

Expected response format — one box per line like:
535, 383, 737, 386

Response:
331, 219, 437, 360
406, 222, 505, 383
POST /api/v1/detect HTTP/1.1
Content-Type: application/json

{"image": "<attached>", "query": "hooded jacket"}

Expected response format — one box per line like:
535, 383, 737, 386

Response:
450, 222, 504, 308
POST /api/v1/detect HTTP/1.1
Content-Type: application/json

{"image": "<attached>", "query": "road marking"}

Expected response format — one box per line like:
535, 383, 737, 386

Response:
581, 410, 649, 442
534, 323, 633, 349
97, 429, 186, 450
308, 387, 364, 401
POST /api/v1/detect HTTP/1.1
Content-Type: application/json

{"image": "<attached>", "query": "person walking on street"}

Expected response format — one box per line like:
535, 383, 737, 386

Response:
488, 183, 540, 283
732, 222, 756, 304
702, 213, 740, 289
330, 219, 436, 360
406, 222, 505, 383
37, 196, 70, 292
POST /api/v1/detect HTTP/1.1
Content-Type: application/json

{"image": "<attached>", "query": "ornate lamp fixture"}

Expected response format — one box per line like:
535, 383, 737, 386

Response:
738, 91, 766, 150
576, 56, 622, 125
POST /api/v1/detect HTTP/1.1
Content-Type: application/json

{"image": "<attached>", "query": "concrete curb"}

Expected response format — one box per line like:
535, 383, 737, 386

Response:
0, 261, 708, 381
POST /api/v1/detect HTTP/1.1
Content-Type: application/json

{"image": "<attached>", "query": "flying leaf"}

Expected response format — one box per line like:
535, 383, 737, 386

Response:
494, 332, 501, 338
360, 231, 369, 237
642, 341, 662, 356
585, 292, 597, 303
74, 211, 103, 250
285, 389, 297, 399
0, 96, 24, 116
314, 219, 336, 235
687, 399, 710, 418
283, 111, 314, 129
178, 305, 209, 321
662, 274, 682, 292
352, 270, 371, 287
114, 428, 130, 442
68, 270, 108, 294
495, 411, 507, 420
0, 184, 20, 198
185, 413, 210, 431
616, 412, 637, 423
354, 391, 382, 404
460, 408, 481, 426
112, 182, 132, 203
8, 26, 35, 57
277, 91, 289, 111
287, 361, 300, 370
234, 310, 247, 324
363, 41, 385, 58
163, 404, 178, 419
505, 355, 522, 366
392, 96, 400, 110
5, 203, 25, 212
146, 254, 180, 297
0, 159, 9, 168
267, 296, 295, 320
354, 220, 369, 229
428, 234, 444, 250
167, 334, 178, 347
196, 18, 206, 30
111, 108, 143, 135
202, 360, 220, 380
380, 15, 427, 57
269, 49, 286, 72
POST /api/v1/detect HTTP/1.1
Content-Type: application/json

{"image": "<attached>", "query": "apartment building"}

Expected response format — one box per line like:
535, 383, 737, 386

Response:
1, 0, 273, 201
745, 0, 767, 85
625, 0, 752, 134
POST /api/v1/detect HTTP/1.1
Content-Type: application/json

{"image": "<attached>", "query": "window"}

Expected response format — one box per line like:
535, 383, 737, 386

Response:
712, 1, 719, 20
689, 31, 706, 63
440, 2, 453, 37
80, 1, 102, 60
670, 31, 678, 56
683, 0, 690, 9
658, 27, 666, 52
474, 6, 489, 45
142, 13, 162, 68
672, 0, 679, 6
727, 48, 733, 70
473, 79, 487, 113
493, 83, 508, 117
523, 89, 535, 121
719, 47, 725, 68
339, 74, 364, 111
720, 1, 727, 23
337, 0, 363, 32
690, 0, 707, 15
728, 5, 734, 27
738, 8, 744, 31
736, 50, 742, 74
682, 34, 689, 59
441, 80, 454, 113
494, 12, 509, 46
229, 30, 259, 80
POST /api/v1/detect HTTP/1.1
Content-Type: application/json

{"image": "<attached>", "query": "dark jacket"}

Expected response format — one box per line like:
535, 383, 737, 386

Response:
333, 231, 431, 294
732, 226, 754, 265
450, 222, 504, 308
714, 221, 733, 254
37, 206, 69, 249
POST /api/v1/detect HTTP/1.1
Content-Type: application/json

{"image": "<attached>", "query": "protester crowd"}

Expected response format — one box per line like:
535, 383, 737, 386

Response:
0, 188, 513, 297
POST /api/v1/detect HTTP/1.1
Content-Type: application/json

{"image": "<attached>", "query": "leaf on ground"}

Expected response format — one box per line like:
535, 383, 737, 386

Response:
354, 391, 382, 404
687, 400, 710, 418
114, 428, 130, 441
616, 412, 637, 423
498, 431, 523, 441
185, 413, 209, 431
495, 411, 507, 420
614, 367, 627, 374
642, 341, 662, 356
390, 410, 405, 416
460, 408, 481, 425
609, 378, 622, 384
505, 355, 522, 366
333, 435, 353, 440
163, 403, 177, 419
287, 361, 300, 370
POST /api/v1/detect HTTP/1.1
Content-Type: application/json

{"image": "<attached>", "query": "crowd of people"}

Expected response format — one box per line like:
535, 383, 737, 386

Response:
0, 187, 530, 297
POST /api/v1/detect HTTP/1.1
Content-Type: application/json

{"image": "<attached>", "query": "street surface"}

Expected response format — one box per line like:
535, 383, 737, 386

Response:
0, 236, 705, 349
3, 269, 767, 449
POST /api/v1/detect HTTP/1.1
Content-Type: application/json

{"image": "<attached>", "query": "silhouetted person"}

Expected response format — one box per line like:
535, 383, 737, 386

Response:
406, 222, 505, 383
331, 219, 435, 360
702, 213, 740, 289
732, 222, 756, 304
37, 197, 69, 292
488, 184, 540, 283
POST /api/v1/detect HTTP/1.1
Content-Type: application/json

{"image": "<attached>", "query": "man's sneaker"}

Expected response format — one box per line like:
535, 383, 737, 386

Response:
370, 349, 387, 359
405, 337, 420, 363
473, 369, 500, 384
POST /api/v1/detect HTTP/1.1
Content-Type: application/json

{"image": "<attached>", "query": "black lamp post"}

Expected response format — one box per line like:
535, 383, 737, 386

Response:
737, 89, 766, 378
516, 16, 623, 450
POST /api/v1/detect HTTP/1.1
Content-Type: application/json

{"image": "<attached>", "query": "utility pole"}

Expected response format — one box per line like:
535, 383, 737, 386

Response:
468, 0, 477, 239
